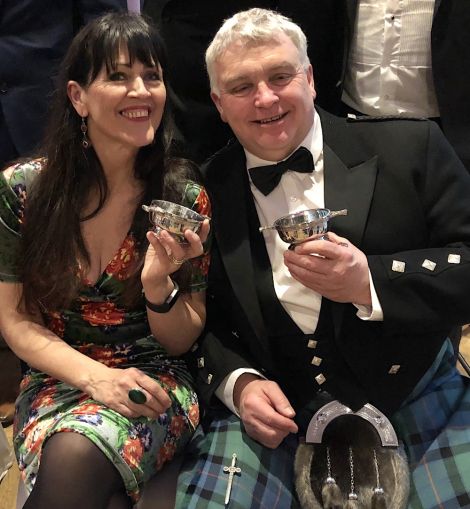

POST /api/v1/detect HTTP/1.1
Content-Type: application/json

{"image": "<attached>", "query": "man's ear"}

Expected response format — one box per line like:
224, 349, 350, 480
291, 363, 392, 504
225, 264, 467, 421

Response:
210, 91, 228, 123
67, 80, 88, 117
306, 64, 317, 101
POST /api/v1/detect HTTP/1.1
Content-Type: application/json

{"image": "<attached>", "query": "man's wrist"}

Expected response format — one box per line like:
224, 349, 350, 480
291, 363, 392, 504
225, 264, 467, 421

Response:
233, 373, 262, 410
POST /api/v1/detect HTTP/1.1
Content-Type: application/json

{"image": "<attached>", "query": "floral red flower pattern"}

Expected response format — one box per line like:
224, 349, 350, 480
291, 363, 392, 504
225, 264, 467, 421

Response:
71, 403, 102, 416
47, 311, 65, 338
156, 442, 176, 470
195, 188, 211, 217
105, 235, 139, 280
187, 404, 200, 429
76, 344, 128, 367
81, 301, 126, 326
122, 435, 144, 470
196, 252, 210, 277
169, 415, 185, 436
30, 385, 57, 410
158, 374, 178, 391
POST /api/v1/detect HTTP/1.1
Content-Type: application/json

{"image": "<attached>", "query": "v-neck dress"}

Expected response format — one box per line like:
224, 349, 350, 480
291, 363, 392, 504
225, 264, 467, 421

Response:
0, 159, 211, 502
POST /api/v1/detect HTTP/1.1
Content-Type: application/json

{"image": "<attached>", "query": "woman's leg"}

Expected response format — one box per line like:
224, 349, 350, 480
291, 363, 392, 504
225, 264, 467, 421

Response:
23, 432, 132, 509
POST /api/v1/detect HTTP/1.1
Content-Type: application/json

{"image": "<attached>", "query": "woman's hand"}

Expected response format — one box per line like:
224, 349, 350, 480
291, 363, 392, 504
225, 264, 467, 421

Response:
141, 219, 210, 286
86, 366, 172, 419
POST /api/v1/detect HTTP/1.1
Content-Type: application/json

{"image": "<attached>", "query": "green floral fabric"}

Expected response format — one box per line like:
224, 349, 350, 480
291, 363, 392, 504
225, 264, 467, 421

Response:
0, 159, 211, 501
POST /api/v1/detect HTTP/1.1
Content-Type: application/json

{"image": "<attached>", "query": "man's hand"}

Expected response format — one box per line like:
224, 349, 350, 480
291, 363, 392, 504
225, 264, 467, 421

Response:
234, 374, 298, 449
283, 232, 371, 305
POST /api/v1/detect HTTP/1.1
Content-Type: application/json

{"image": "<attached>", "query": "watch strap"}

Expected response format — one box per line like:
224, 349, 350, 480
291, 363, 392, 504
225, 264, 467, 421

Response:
144, 280, 180, 313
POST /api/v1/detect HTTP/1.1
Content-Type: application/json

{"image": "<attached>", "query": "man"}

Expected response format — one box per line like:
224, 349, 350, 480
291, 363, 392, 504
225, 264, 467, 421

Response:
176, 8, 470, 509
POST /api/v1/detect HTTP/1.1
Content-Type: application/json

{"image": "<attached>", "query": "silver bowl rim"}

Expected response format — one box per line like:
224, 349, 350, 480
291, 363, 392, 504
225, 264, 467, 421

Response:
143, 199, 209, 225
273, 208, 332, 231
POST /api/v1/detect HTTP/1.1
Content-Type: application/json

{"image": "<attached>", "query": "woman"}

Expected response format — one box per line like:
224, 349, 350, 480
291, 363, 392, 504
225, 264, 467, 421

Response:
0, 12, 210, 509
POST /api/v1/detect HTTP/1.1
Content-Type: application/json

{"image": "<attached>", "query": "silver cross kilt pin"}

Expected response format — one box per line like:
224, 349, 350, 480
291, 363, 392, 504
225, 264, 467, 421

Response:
223, 453, 241, 505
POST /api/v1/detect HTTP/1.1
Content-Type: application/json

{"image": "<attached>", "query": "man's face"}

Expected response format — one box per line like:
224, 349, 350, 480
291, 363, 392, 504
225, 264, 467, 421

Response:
211, 33, 316, 161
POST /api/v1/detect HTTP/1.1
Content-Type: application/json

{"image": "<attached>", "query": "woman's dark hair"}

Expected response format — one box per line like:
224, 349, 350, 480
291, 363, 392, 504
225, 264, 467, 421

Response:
21, 12, 199, 312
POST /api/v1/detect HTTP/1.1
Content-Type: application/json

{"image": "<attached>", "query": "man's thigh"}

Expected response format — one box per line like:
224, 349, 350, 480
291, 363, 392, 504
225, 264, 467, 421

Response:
176, 411, 298, 509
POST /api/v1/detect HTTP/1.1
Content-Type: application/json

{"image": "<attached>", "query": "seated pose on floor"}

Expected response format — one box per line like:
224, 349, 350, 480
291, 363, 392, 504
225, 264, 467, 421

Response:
0, 12, 210, 509
176, 8, 470, 509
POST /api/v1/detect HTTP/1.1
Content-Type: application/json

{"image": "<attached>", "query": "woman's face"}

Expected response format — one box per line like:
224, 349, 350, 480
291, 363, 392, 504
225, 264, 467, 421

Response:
68, 47, 166, 155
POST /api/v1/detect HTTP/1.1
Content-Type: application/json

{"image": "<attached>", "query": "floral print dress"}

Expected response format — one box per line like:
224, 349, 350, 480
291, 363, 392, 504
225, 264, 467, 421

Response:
0, 159, 211, 502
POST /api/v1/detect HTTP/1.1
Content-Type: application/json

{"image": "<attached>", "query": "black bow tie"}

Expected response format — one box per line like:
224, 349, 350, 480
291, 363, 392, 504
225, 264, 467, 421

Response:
248, 146, 315, 195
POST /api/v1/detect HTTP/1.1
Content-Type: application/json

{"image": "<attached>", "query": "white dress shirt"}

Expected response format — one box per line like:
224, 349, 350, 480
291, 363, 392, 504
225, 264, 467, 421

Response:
343, 0, 439, 118
215, 110, 383, 414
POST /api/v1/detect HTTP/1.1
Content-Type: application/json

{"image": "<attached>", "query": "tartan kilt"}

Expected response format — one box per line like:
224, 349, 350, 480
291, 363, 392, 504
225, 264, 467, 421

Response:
392, 341, 470, 508
176, 340, 470, 508
175, 412, 298, 508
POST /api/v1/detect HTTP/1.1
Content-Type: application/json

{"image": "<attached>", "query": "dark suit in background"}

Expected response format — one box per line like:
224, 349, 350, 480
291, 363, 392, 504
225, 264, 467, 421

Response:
0, 0, 127, 169
142, 0, 345, 164
143, 0, 470, 171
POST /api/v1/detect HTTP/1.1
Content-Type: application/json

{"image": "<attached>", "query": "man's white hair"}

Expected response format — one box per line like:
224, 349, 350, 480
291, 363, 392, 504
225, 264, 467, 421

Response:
206, 8, 310, 93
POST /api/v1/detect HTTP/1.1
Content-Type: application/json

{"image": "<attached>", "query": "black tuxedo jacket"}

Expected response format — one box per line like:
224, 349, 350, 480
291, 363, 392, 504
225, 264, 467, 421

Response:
188, 108, 470, 418
0, 0, 126, 161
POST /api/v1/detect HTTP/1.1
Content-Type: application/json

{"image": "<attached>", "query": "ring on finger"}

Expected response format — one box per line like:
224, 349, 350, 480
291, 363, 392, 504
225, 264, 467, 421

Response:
168, 252, 185, 266
128, 388, 147, 404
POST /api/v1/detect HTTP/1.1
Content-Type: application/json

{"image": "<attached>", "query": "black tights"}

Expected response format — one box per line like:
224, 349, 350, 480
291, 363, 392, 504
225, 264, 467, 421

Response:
24, 432, 132, 509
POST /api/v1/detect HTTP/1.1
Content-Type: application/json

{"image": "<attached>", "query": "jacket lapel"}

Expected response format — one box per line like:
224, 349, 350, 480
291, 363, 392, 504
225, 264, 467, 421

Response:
323, 144, 378, 247
210, 145, 268, 343
321, 111, 378, 336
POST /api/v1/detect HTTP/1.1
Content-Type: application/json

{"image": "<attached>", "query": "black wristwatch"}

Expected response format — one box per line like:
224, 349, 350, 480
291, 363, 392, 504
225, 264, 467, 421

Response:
144, 280, 180, 313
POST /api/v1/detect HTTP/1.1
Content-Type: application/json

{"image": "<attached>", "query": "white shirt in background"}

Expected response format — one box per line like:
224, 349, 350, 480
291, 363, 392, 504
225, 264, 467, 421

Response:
343, 0, 439, 118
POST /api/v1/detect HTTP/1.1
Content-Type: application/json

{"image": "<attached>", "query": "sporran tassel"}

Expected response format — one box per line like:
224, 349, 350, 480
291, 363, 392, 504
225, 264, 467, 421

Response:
371, 488, 387, 509
371, 449, 387, 509
344, 447, 359, 509
321, 447, 343, 509
344, 496, 359, 509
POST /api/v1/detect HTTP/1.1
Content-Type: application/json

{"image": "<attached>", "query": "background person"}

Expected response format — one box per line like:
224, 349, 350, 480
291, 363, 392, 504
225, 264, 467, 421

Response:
0, 12, 210, 509
0, 0, 128, 169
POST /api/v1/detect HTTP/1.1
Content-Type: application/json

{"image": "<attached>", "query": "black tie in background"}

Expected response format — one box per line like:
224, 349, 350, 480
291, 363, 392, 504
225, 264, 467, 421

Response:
248, 146, 315, 195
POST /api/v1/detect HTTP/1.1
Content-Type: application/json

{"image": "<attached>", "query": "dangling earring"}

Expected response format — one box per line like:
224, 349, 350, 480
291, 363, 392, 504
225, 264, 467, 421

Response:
321, 446, 342, 509
81, 117, 90, 148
